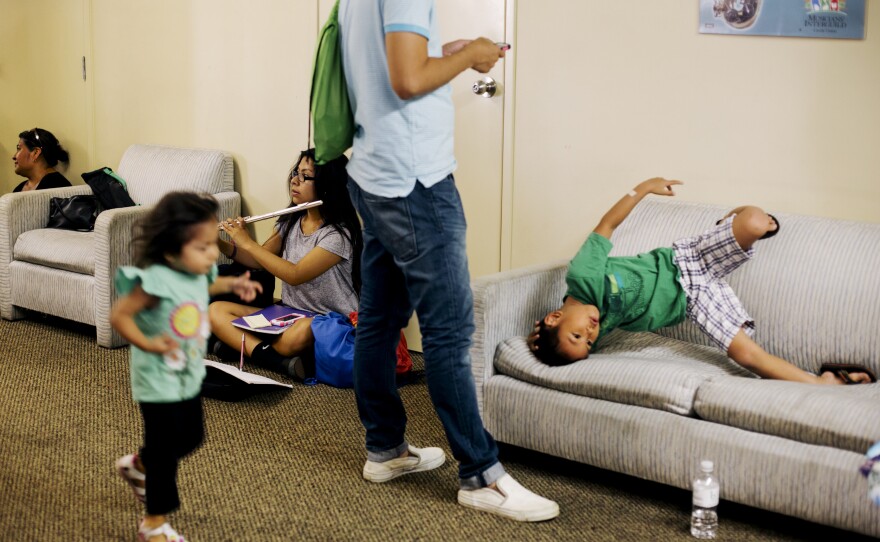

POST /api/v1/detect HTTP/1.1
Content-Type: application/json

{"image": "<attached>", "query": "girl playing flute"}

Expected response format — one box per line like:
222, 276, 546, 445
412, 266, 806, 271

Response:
209, 149, 363, 379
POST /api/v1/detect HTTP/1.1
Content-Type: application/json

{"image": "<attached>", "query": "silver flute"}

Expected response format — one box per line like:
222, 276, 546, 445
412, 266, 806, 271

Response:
218, 200, 323, 229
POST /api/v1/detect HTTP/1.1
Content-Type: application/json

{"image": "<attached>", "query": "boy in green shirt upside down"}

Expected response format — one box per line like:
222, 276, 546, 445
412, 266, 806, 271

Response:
528, 177, 875, 386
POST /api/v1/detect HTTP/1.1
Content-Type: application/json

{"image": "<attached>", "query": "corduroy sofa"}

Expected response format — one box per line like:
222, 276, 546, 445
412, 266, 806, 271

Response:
470, 199, 880, 536
0, 144, 239, 348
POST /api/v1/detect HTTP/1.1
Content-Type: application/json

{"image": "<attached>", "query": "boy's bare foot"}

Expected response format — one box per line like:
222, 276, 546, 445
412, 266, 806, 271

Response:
818, 362, 876, 385
818, 370, 874, 385
818, 371, 846, 385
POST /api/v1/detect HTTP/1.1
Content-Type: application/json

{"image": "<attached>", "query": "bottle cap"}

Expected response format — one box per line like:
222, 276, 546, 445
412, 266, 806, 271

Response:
701, 460, 714, 472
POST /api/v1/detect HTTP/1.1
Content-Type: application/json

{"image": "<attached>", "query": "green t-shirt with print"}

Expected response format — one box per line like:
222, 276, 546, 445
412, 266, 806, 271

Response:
565, 233, 687, 346
115, 264, 217, 403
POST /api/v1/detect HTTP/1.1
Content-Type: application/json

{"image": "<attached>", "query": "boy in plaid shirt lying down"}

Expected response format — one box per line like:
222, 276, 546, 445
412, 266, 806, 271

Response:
527, 177, 875, 385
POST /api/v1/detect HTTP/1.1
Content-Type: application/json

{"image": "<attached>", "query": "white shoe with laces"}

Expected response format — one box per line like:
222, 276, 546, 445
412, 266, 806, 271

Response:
457, 473, 560, 522
362, 445, 446, 483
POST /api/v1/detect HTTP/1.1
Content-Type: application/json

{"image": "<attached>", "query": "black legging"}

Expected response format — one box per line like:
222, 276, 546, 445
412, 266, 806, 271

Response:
139, 396, 205, 515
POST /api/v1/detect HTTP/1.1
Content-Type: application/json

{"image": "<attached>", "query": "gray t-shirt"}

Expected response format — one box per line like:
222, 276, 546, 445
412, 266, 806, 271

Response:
280, 217, 357, 316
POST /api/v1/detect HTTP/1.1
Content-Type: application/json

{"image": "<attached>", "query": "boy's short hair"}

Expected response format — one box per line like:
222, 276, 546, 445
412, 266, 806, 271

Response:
531, 320, 577, 367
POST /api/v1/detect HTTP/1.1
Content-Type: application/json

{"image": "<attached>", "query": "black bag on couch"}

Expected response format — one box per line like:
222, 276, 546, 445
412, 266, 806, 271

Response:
46, 195, 99, 232
82, 167, 136, 210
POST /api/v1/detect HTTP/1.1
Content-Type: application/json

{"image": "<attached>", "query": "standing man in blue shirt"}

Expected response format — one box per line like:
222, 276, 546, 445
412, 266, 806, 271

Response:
339, 0, 559, 522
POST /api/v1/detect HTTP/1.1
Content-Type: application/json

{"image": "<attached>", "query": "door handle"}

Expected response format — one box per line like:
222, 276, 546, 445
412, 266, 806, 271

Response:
472, 77, 497, 98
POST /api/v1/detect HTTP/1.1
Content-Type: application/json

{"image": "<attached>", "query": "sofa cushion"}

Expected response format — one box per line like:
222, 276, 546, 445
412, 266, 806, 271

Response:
14, 229, 95, 275
694, 377, 880, 454
494, 330, 754, 416
117, 144, 233, 206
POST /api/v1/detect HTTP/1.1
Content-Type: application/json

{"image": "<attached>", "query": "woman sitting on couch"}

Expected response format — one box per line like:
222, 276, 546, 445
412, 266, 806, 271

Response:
11, 128, 72, 192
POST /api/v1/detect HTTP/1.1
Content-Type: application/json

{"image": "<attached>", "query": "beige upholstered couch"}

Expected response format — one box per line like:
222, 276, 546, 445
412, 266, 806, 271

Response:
0, 144, 239, 348
470, 199, 880, 536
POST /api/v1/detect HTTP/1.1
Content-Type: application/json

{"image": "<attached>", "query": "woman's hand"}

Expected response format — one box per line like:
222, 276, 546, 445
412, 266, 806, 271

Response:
220, 216, 254, 246
637, 177, 683, 197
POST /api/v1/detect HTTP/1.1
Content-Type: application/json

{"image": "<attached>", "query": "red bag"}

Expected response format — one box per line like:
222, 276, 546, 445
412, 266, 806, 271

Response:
348, 312, 412, 375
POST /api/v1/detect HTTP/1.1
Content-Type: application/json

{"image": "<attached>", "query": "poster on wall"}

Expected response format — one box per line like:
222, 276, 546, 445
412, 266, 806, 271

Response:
699, 0, 865, 39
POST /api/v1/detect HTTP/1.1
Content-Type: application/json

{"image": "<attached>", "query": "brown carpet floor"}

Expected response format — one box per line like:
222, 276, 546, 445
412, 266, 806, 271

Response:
0, 315, 872, 541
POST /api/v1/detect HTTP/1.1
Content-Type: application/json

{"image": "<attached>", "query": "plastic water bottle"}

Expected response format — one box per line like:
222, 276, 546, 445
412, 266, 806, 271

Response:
690, 460, 719, 539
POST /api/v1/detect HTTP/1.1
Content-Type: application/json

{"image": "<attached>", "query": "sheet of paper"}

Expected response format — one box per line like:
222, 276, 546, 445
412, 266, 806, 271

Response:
203, 359, 293, 388
242, 314, 272, 328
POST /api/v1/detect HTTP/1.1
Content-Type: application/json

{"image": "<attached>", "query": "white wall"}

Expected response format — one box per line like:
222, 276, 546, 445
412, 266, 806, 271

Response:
89, 0, 318, 244
3, 0, 878, 276
0, 0, 89, 193
510, 1, 880, 267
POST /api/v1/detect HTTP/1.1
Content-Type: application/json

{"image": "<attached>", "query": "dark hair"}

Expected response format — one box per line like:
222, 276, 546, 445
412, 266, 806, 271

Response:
531, 320, 576, 367
19, 128, 70, 168
133, 191, 219, 268
276, 149, 364, 296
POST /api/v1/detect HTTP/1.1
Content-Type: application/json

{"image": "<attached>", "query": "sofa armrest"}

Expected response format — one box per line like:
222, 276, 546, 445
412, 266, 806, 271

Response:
214, 191, 241, 216
0, 185, 92, 319
92, 205, 151, 346
213, 191, 242, 266
470, 259, 568, 414
0, 185, 92, 241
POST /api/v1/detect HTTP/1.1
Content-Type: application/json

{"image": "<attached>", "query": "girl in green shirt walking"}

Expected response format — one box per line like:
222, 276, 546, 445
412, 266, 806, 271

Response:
111, 192, 262, 542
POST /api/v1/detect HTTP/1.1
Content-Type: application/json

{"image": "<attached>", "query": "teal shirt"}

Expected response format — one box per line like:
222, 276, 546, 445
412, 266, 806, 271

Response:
116, 264, 217, 403
565, 233, 687, 346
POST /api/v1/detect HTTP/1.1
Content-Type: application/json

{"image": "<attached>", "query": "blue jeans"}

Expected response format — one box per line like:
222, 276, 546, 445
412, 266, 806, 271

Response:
347, 175, 504, 488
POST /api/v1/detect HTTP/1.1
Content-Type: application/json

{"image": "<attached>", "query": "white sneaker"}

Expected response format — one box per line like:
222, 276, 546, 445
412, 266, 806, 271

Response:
457, 473, 560, 522
362, 445, 446, 483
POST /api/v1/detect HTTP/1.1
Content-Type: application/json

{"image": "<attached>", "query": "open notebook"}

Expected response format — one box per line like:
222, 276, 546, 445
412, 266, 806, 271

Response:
202, 359, 292, 401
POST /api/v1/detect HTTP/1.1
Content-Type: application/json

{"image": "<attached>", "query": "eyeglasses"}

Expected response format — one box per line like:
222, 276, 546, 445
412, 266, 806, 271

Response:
289, 169, 316, 185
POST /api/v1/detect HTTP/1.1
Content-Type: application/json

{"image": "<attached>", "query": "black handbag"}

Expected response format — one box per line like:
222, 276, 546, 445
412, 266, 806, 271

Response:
81, 167, 136, 210
46, 195, 99, 232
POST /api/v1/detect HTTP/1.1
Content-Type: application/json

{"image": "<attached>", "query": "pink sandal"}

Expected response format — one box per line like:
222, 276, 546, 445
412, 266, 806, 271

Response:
138, 519, 186, 542
116, 454, 146, 503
